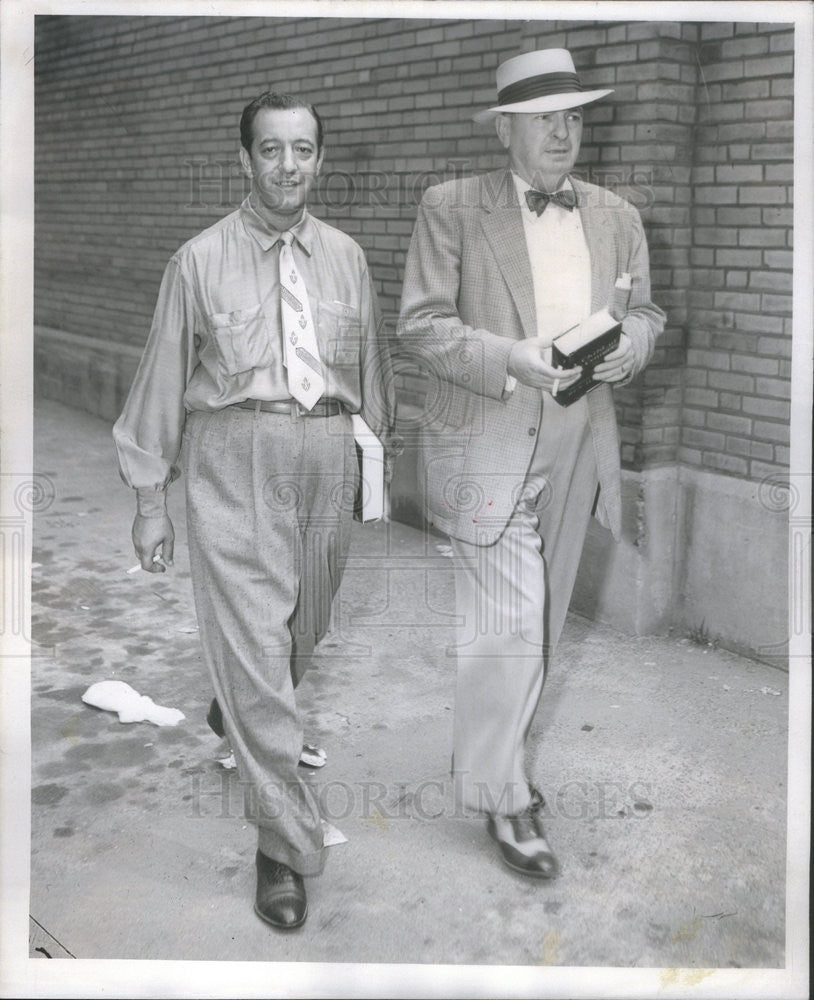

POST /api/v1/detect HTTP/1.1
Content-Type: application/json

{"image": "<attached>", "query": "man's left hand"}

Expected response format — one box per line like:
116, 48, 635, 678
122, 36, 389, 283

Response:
593, 333, 635, 383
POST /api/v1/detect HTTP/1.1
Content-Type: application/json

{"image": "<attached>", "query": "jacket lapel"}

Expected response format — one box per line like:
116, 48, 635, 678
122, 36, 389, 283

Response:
478, 170, 537, 340
572, 176, 616, 313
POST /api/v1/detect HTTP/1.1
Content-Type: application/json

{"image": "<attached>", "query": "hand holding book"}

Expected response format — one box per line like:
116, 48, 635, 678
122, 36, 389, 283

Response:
592, 331, 634, 384
550, 308, 626, 406
507, 336, 583, 395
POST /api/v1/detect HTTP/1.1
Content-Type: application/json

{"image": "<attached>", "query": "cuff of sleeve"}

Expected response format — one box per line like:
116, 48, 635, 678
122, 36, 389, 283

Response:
136, 487, 168, 518
621, 315, 647, 375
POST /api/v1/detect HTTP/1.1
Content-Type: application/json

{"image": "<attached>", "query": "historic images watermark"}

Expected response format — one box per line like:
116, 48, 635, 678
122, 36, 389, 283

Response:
757, 471, 812, 662
183, 159, 658, 213
0, 474, 56, 657
187, 772, 656, 824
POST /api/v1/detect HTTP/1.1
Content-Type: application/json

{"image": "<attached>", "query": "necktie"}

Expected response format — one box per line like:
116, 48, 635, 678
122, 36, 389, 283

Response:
279, 231, 325, 409
524, 188, 577, 217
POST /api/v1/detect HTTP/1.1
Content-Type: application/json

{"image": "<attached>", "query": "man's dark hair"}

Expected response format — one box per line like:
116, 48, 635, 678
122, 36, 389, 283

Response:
240, 92, 324, 153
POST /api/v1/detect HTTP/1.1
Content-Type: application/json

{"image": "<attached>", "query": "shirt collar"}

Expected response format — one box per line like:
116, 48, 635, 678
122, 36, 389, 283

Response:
240, 196, 314, 254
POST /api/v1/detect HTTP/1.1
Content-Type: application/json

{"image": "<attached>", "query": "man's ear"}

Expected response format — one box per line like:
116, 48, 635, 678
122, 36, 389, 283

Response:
495, 114, 511, 150
239, 146, 252, 179
315, 147, 324, 177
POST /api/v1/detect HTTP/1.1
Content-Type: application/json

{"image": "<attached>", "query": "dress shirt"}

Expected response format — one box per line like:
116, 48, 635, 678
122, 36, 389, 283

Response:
512, 172, 592, 346
503, 173, 592, 396
113, 198, 389, 494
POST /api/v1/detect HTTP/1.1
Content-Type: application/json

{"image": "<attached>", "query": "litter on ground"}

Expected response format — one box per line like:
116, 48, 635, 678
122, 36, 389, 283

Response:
81, 680, 185, 726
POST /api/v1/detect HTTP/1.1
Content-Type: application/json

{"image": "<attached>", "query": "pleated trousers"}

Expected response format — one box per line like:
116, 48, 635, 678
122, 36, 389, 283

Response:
183, 406, 356, 875
450, 393, 599, 816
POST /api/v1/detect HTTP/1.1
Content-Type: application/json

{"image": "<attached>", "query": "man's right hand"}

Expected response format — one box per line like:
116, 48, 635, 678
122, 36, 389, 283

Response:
132, 513, 175, 573
507, 338, 583, 394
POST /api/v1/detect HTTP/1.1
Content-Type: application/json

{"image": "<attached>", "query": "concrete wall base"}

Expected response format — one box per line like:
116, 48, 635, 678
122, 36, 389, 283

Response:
571, 465, 789, 667
35, 326, 141, 423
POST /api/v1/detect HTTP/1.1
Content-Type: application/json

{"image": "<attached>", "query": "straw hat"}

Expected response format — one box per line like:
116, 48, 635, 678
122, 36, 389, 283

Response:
473, 48, 613, 124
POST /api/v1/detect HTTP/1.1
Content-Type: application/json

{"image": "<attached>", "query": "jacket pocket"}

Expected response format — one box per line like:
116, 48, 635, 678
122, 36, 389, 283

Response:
609, 272, 634, 319
208, 303, 273, 375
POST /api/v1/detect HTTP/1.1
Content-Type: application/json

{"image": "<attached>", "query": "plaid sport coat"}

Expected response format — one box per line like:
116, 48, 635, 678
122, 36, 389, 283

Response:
397, 168, 665, 546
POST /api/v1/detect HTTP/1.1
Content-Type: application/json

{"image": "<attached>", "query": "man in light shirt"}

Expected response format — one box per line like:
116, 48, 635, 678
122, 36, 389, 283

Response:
114, 92, 395, 929
398, 49, 664, 877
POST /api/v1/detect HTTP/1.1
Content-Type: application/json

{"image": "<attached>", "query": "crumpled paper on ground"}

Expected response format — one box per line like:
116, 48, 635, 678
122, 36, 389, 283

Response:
81, 680, 185, 726
321, 820, 347, 846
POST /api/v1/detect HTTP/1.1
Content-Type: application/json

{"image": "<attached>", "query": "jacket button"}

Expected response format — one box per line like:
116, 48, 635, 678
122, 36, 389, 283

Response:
528, 427, 536, 436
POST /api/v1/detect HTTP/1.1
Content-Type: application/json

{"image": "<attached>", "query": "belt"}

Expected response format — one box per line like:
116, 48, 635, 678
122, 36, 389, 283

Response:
231, 398, 344, 417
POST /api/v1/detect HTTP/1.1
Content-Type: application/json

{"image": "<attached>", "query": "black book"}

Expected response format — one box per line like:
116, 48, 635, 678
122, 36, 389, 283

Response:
550, 308, 622, 406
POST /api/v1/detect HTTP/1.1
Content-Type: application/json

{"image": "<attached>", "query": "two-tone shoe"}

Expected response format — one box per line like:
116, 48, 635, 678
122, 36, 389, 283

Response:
486, 796, 560, 879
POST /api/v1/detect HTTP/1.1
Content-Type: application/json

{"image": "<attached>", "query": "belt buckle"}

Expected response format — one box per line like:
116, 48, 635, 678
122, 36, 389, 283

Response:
294, 401, 308, 417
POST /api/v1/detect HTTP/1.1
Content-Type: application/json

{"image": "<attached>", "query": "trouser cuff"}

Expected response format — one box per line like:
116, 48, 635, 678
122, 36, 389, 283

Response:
257, 826, 326, 877
452, 772, 533, 817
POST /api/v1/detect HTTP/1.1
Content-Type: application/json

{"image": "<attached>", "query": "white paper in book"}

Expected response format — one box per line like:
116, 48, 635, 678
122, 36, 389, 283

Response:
553, 307, 619, 355
351, 414, 385, 522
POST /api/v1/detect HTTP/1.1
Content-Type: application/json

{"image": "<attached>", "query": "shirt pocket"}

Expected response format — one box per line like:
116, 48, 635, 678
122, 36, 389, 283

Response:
316, 299, 362, 368
207, 303, 274, 376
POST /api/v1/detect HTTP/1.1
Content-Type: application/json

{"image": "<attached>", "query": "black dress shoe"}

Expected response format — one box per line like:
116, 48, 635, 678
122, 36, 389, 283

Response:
206, 698, 326, 768
254, 850, 307, 929
486, 796, 560, 879
206, 697, 226, 738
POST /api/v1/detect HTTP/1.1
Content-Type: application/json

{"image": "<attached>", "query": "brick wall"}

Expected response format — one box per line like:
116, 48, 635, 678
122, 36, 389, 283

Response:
34, 15, 794, 486
685, 22, 794, 481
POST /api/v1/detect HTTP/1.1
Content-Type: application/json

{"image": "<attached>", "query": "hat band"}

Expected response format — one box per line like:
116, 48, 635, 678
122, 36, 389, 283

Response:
497, 71, 583, 107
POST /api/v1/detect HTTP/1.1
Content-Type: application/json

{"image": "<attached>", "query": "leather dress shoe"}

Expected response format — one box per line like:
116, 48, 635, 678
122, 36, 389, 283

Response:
254, 850, 307, 929
206, 697, 226, 738
486, 793, 560, 879
206, 698, 326, 768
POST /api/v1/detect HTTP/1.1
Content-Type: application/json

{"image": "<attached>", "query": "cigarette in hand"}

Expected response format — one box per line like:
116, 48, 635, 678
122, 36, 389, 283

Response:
552, 367, 562, 397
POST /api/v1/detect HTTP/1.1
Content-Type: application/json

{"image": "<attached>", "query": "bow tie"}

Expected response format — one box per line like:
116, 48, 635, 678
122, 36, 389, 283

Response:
524, 188, 577, 216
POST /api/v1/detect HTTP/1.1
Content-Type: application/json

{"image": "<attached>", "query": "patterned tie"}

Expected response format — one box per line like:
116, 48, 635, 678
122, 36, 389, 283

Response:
279, 230, 325, 409
524, 188, 577, 216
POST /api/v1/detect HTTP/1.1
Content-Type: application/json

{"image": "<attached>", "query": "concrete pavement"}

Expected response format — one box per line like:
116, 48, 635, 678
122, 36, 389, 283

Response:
22, 399, 794, 987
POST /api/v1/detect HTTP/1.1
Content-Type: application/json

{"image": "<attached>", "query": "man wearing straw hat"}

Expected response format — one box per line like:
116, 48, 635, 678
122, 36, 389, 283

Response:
398, 49, 664, 877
